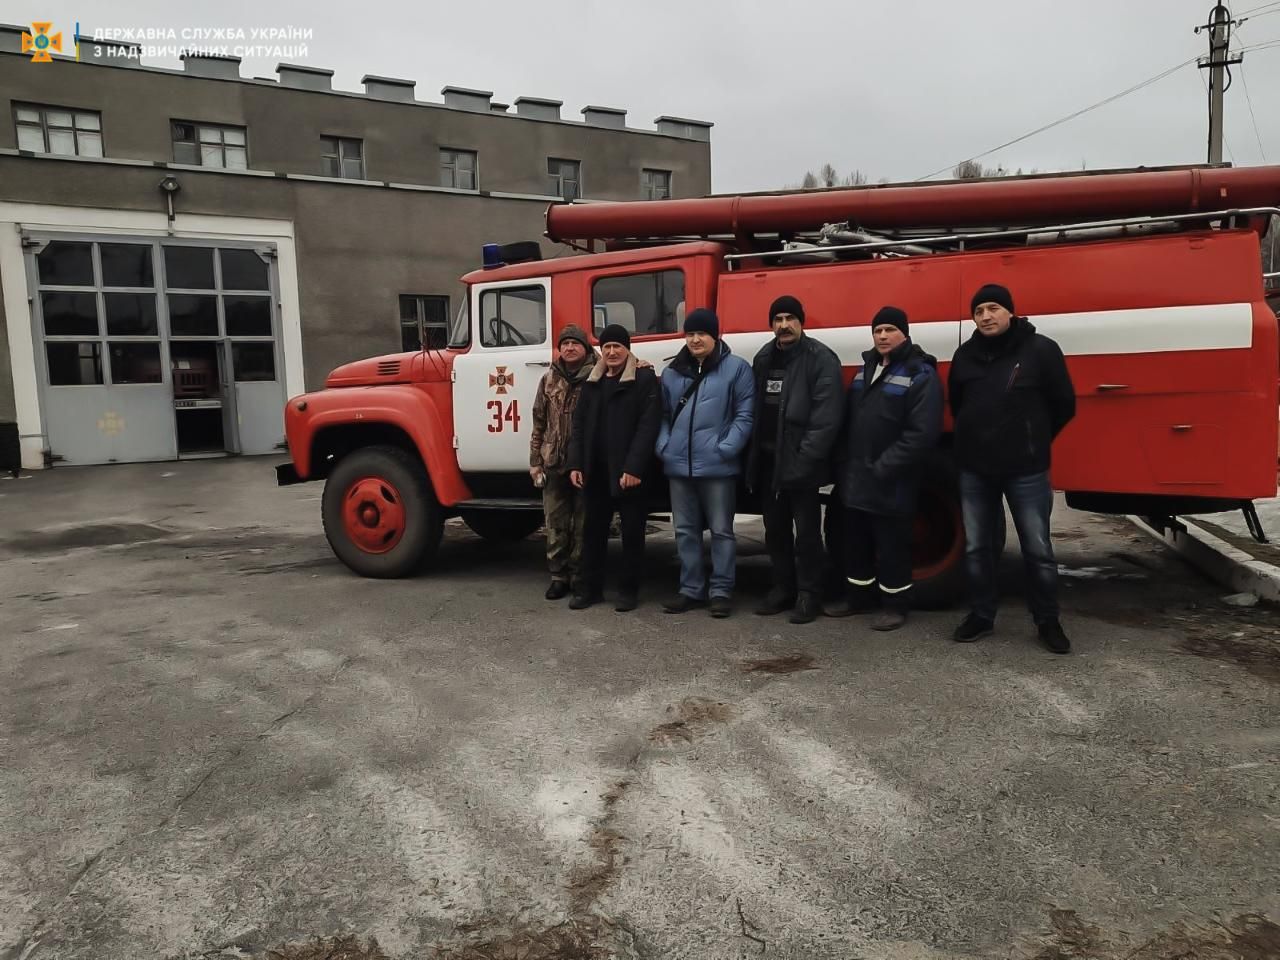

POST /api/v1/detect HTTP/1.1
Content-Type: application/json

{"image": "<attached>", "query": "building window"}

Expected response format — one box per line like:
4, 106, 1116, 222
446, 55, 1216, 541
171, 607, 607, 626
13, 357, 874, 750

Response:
321, 136, 365, 179
440, 148, 477, 190
547, 158, 580, 200
172, 121, 247, 169
592, 270, 685, 336
14, 103, 102, 157
399, 294, 450, 351
641, 168, 672, 201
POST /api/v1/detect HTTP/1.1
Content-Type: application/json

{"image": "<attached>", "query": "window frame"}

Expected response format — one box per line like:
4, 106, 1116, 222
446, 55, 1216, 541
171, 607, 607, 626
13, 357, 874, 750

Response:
320, 135, 366, 180
641, 167, 672, 201
547, 157, 581, 201
14, 102, 103, 157
398, 294, 451, 352
473, 280, 549, 350
440, 147, 479, 190
171, 119, 249, 169
590, 267, 687, 340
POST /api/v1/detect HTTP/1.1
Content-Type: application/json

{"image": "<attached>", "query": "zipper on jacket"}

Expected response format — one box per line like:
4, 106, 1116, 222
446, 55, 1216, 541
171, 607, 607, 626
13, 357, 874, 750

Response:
687, 360, 702, 478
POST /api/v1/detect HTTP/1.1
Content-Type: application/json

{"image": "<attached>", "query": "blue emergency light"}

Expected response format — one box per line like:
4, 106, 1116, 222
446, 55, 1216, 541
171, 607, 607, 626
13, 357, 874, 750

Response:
481, 243, 504, 269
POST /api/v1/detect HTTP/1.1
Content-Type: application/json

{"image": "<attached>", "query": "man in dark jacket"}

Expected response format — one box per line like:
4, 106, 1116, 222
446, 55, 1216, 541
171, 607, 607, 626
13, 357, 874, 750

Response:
827, 306, 943, 631
530, 324, 596, 600
567, 323, 662, 612
657, 308, 756, 618
948, 284, 1077, 654
747, 295, 844, 624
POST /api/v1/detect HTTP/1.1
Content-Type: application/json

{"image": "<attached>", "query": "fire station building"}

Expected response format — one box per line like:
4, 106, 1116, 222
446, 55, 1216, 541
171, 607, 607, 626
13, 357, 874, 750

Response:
0, 27, 713, 471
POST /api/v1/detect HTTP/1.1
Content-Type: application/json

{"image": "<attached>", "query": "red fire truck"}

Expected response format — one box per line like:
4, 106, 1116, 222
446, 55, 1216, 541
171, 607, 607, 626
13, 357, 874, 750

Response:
277, 164, 1280, 600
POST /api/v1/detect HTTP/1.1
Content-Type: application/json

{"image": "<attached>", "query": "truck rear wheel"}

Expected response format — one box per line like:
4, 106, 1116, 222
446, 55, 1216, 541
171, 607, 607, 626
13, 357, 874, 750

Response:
461, 511, 543, 542
321, 445, 442, 578
909, 451, 966, 609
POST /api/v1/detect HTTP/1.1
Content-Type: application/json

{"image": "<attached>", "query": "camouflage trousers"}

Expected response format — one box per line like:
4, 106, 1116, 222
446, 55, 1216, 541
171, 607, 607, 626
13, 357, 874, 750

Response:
543, 470, 586, 586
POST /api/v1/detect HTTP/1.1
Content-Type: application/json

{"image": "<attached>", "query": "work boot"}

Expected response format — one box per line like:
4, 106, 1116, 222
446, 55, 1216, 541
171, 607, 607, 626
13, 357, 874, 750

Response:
662, 594, 705, 614
709, 596, 732, 619
754, 587, 796, 616
569, 590, 602, 610
824, 584, 878, 618
614, 589, 639, 613
1037, 618, 1071, 655
871, 608, 908, 632
952, 613, 995, 643
545, 580, 570, 601
789, 592, 820, 625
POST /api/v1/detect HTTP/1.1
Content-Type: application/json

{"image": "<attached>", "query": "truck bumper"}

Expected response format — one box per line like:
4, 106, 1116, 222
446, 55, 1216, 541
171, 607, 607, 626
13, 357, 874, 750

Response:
275, 462, 303, 486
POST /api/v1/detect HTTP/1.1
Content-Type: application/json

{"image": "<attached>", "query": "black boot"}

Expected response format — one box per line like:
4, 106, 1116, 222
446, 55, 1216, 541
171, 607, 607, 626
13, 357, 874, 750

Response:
789, 592, 820, 625
824, 583, 878, 618
754, 586, 797, 616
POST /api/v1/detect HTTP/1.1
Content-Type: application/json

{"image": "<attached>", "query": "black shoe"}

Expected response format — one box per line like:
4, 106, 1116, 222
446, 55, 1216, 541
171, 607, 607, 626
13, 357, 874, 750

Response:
545, 580, 571, 601
569, 591, 601, 610
1038, 618, 1071, 655
952, 613, 995, 643
871, 609, 908, 632
662, 594, 705, 614
789, 593, 820, 625
709, 596, 732, 619
755, 587, 796, 617
824, 586, 878, 618
614, 590, 638, 613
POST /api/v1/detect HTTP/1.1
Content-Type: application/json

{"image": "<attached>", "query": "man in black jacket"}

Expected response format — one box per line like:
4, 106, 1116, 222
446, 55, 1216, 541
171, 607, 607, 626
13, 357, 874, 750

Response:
948, 284, 1076, 654
827, 306, 943, 631
567, 323, 662, 612
747, 295, 844, 624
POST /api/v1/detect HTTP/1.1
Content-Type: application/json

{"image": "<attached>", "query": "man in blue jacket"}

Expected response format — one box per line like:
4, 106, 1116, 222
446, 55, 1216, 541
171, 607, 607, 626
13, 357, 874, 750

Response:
657, 308, 756, 618
827, 306, 943, 630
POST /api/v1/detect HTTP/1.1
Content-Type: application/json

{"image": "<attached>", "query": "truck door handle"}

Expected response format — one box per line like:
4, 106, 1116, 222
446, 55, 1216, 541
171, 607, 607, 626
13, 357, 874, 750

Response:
1172, 424, 1193, 432
525, 360, 550, 367
1096, 384, 1130, 391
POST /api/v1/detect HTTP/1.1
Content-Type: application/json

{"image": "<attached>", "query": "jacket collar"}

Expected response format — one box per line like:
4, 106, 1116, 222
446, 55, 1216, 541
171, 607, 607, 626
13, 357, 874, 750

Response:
554, 350, 597, 382
588, 351, 637, 383
861, 337, 915, 370
672, 339, 728, 377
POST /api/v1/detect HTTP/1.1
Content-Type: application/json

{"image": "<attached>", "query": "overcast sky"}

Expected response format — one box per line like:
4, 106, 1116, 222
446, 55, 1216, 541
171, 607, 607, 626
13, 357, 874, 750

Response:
11, 0, 1280, 191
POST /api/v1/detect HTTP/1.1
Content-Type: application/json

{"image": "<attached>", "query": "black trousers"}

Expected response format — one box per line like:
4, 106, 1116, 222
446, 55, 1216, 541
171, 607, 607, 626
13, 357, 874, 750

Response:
762, 486, 824, 597
845, 507, 914, 611
580, 471, 647, 595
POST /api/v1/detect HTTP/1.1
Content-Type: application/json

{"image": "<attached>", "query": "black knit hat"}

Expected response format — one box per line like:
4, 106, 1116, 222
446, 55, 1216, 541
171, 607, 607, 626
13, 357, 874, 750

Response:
557, 324, 591, 351
970, 283, 1015, 317
597, 323, 631, 349
768, 295, 805, 326
872, 305, 909, 336
683, 308, 719, 339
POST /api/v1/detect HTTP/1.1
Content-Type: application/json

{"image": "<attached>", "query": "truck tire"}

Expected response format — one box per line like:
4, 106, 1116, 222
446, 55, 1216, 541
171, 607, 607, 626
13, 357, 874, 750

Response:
321, 445, 442, 578
461, 511, 543, 542
909, 450, 967, 609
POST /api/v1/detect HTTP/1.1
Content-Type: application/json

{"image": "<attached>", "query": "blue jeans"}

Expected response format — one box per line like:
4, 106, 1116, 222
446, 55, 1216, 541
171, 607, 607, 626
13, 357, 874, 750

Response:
669, 476, 737, 599
960, 470, 1059, 624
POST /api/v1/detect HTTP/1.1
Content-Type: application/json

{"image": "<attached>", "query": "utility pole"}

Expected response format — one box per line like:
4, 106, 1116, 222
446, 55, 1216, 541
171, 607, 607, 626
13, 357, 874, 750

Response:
1196, 3, 1243, 164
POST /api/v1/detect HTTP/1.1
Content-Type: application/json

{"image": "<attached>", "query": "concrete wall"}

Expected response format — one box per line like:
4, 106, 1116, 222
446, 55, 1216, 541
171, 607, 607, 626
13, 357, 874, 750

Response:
0, 53, 712, 200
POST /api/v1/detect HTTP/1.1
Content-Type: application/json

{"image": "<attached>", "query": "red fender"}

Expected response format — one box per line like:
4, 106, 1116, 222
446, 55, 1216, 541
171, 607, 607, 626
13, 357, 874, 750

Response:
284, 384, 471, 506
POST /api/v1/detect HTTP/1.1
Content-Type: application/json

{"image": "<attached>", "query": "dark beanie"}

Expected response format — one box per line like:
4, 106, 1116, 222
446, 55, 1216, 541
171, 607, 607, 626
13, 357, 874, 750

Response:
557, 324, 591, 351
597, 323, 631, 349
872, 305, 909, 336
683, 308, 719, 339
768, 295, 805, 326
970, 283, 1015, 317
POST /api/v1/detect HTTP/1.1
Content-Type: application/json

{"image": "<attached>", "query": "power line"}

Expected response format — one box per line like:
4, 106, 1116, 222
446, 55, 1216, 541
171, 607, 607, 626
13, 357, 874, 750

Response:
1237, 0, 1280, 15
913, 57, 1199, 181
1238, 61, 1268, 160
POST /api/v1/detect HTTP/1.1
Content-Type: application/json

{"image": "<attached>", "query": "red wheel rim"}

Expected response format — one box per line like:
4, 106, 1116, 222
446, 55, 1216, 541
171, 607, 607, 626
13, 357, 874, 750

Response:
911, 486, 965, 581
341, 476, 407, 554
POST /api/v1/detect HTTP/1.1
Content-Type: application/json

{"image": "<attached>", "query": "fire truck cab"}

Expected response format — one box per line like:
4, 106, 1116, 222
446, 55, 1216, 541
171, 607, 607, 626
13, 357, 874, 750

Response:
278, 164, 1280, 599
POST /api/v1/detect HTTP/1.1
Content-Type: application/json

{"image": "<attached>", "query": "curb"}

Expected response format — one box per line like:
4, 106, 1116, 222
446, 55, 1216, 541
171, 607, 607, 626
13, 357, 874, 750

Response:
1128, 515, 1280, 603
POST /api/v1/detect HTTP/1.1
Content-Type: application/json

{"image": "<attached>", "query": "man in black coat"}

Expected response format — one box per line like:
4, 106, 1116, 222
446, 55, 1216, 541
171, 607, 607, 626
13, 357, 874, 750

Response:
948, 284, 1077, 654
827, 306, 943, 631
746, 295, 844, 624
567, 323, 662, 612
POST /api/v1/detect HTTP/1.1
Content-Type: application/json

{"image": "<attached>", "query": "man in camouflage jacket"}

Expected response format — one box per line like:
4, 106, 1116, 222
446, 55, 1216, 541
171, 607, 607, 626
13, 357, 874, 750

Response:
530, 325, 596, 599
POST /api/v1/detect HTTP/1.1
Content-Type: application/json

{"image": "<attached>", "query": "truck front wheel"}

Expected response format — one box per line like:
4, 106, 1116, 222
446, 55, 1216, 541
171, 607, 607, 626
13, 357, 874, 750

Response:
908, 451, 967, 609
321, 445, 442, 578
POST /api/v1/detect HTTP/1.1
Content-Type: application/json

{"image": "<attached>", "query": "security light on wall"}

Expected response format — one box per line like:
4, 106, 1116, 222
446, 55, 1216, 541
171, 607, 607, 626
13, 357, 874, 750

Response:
158, 175, 181, 228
